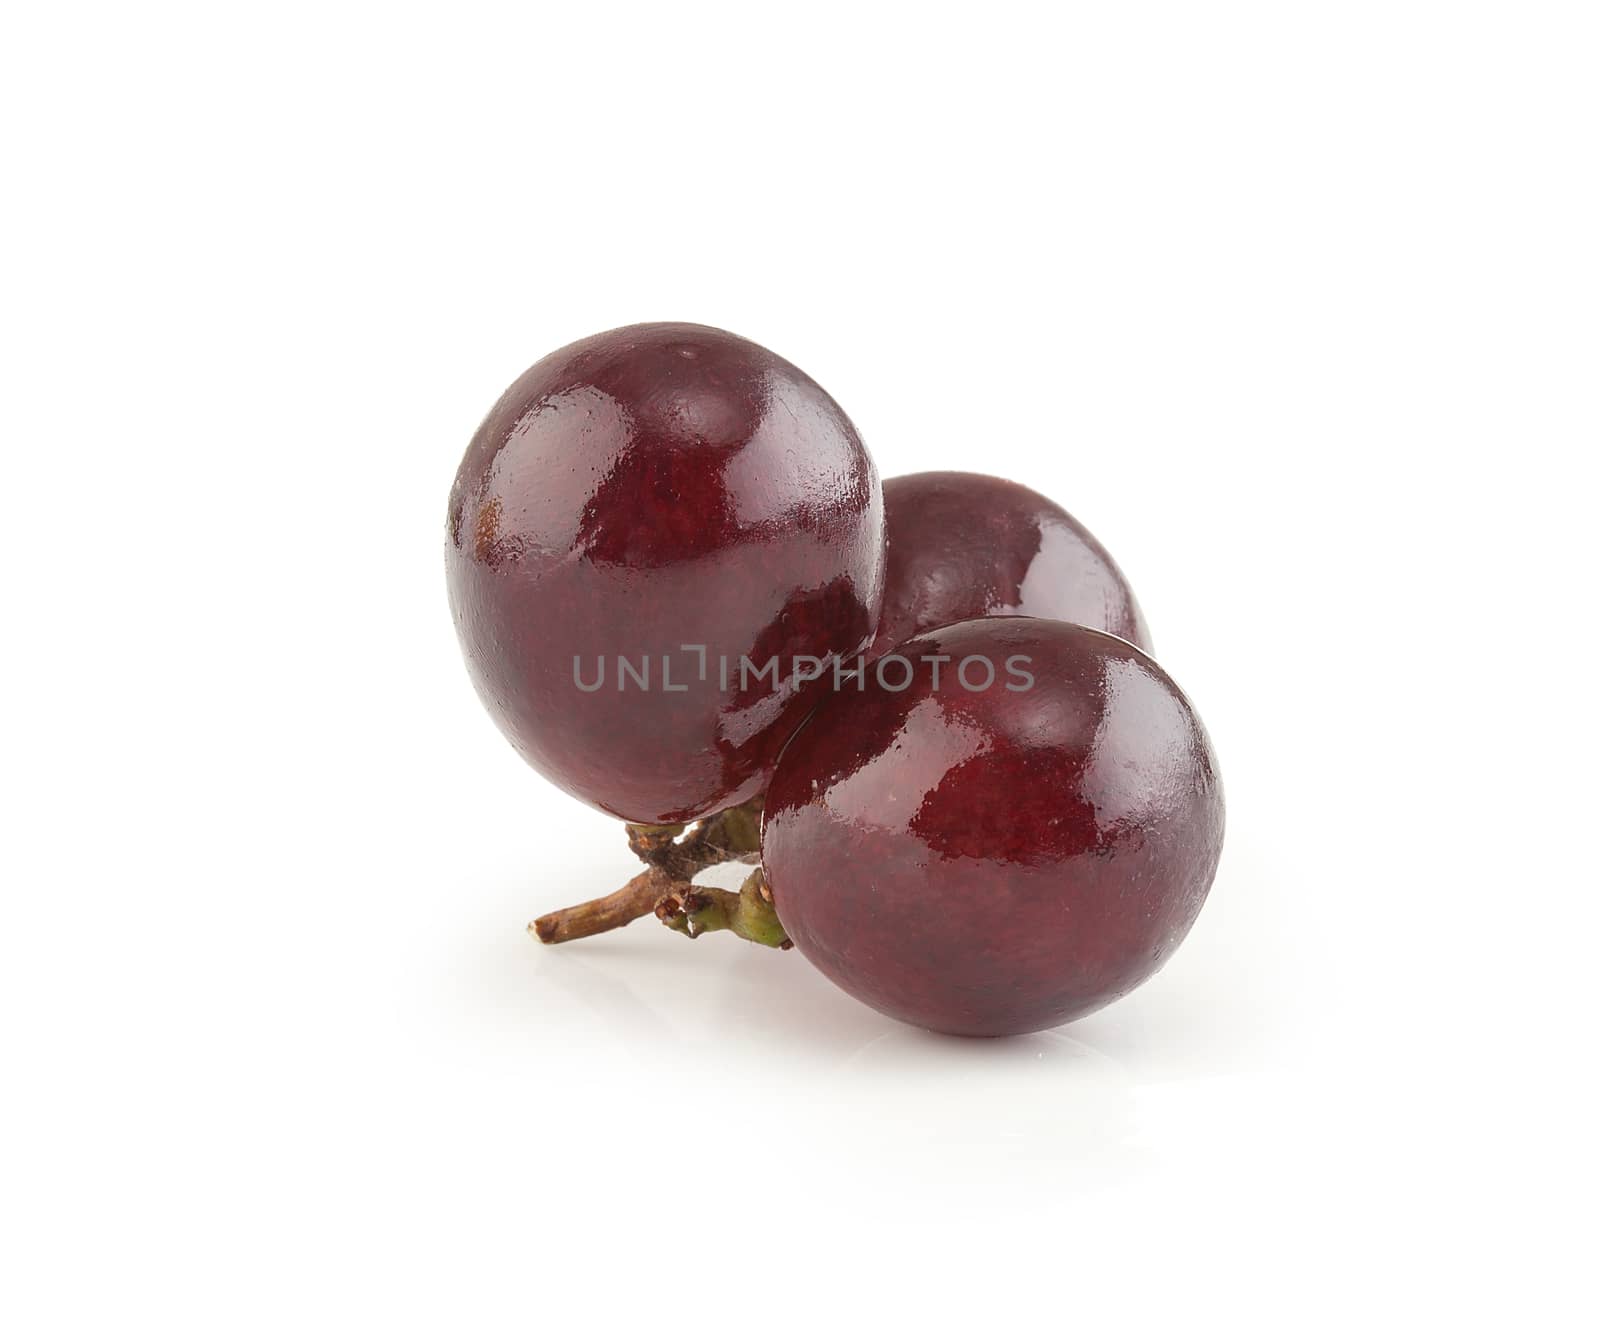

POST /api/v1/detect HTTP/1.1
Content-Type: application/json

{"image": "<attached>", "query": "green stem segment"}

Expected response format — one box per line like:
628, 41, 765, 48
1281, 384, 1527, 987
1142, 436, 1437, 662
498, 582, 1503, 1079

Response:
626, 796, 763, 878
655, 869, 791, 949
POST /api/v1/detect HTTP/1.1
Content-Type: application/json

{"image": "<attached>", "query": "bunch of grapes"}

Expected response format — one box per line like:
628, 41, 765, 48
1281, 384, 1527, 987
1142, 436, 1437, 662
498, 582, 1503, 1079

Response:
446, 324, 1223, 1037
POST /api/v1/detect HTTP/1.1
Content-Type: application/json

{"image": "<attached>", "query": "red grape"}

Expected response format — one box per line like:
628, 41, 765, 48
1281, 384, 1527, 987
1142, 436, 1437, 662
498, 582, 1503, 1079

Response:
762, 617, 1222, 1036
871, 471, 1150, 656
446, 323, 884, 823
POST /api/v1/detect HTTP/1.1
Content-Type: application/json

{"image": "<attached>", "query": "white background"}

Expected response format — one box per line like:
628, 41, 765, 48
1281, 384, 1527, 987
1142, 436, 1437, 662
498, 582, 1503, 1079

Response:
4, 3, 1596, 1331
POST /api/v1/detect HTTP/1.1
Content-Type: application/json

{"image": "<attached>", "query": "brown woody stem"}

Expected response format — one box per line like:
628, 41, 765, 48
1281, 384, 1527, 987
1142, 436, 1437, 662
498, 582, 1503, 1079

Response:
530, 865, 682, 944
530, 796, 768, 945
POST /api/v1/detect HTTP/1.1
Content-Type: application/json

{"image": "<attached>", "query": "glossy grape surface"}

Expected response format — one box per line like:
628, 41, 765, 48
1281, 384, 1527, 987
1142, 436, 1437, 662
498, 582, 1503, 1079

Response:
446, 323, 884, 822
870, 472, 1150, 657
763, 618, 1222, 1036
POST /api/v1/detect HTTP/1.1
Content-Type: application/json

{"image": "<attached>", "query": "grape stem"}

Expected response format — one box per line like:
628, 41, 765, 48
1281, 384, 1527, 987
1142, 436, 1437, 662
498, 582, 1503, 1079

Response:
530, 865, 680, 944
529, 796, 789, 948
656, 869, 791, 949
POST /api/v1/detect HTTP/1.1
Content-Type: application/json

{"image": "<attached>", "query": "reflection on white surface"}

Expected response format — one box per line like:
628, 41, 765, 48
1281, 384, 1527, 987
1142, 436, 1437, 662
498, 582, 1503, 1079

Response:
457, 853, 1167, 1196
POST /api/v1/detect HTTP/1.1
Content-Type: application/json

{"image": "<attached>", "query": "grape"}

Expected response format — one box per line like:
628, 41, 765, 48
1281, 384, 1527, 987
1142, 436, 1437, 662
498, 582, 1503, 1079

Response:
871, 472, 1150, 657
446, 323, 884, 823
762, 617, 1223, 1036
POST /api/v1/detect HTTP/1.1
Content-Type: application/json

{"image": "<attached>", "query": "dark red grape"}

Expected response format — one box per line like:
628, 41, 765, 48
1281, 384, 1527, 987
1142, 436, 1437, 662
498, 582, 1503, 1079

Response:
446, 323, 884, 823
870, 471, 1150, 657
762, 617, 1222, 1036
